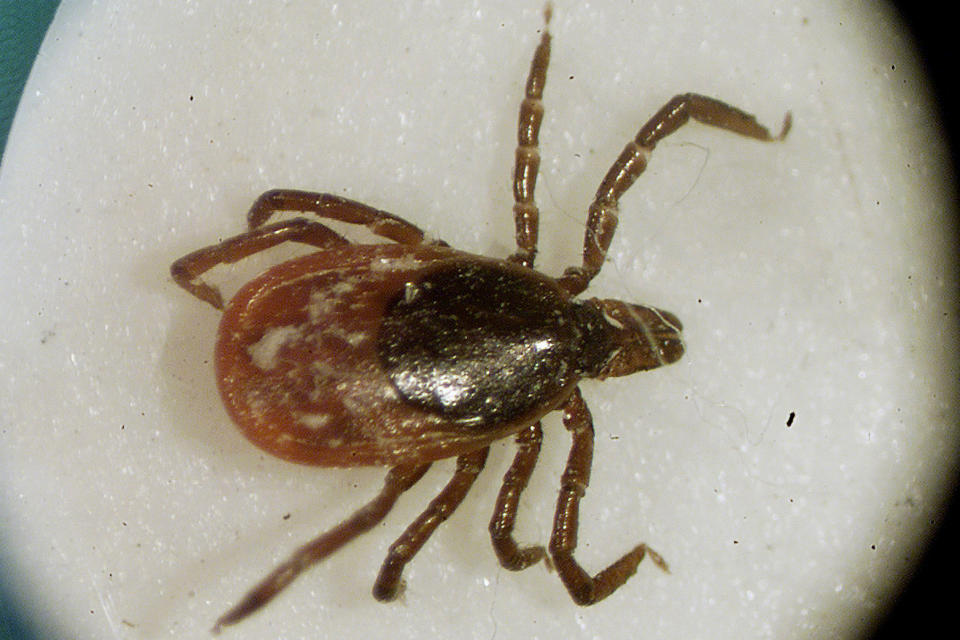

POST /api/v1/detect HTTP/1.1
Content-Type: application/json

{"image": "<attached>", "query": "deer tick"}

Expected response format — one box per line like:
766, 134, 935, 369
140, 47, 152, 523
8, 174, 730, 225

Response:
171, 6, 789, 632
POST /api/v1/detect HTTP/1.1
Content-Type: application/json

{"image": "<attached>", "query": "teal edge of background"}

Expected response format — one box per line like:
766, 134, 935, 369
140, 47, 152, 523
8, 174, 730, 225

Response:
1, 3, 62, 638
0, 2, 60, 164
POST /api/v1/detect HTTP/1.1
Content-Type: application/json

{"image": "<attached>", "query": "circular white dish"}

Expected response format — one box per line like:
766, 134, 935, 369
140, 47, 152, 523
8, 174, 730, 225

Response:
0, 2, 956, 639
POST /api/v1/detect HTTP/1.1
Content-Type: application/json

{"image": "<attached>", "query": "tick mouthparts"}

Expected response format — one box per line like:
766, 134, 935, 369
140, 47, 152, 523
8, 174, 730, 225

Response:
626, 303, 685, 366
593, 299, 685, 376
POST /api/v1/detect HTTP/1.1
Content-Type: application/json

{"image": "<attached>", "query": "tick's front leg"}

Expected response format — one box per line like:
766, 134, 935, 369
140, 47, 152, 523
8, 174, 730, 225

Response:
549, 388, 668, 605
560, 94, 790, 296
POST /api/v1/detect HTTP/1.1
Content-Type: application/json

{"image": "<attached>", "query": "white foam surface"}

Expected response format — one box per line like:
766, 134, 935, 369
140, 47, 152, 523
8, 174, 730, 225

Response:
0, 2, 956, 639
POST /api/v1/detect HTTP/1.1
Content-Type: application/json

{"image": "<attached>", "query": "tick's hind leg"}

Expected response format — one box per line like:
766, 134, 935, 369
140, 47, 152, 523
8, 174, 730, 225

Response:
212, 463, 430, 634
489, 422, 548, 570
509, 6, 552, 269
373, 448, 489, 601
559, 94, 791, 295
171, 218, 349, 309
247, 189, 438, 246
549, 388, 668, 605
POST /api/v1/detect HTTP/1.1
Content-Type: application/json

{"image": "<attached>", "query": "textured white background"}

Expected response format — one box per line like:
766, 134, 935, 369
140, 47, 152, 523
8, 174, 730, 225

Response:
1, 1, 956, 639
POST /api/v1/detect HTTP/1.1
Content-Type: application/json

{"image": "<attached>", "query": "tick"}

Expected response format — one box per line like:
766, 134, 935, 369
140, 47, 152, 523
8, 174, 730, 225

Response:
171, 6, 789, 632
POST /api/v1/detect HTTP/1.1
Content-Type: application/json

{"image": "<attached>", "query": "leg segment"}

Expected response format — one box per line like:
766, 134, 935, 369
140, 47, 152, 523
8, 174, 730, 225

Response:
509, 6, 552, 269
212, 463, 430, 634
247, 189, 437, 246
559, 94, 791, 295
489, 422, 548, 570
372, 448, 490, 601
549, 388, 668, 605
171, 218, 349, 309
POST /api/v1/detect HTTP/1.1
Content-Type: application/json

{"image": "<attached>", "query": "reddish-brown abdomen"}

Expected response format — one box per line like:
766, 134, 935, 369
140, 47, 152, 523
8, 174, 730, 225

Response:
215, 243, 574, 466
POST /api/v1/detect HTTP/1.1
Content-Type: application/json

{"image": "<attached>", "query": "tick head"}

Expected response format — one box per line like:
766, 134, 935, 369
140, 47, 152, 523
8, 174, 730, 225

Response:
591, 299, 684, 378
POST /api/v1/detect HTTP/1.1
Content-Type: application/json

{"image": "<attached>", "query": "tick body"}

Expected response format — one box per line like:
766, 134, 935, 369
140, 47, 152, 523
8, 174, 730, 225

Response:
171, 6, 789, 632
216, 242, 670, 467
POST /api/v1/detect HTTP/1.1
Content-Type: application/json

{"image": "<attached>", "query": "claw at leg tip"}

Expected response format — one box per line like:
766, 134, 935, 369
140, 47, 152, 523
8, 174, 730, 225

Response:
778, 112, 793, 140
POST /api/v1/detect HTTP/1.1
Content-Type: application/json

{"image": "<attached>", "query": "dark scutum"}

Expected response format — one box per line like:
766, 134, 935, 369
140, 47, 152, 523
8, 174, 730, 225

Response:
377, 262, 612, 425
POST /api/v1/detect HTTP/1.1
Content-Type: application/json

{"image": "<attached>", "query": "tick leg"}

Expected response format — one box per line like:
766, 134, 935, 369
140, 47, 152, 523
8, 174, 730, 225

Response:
509, 6, 552, 269
212, 463, 430, 634
559, 94, 791, 295
549, 388, 668, 605
247, 189, 439, 246
171, 218, 349, 309
489, 422, 548, 570
373, 448, 490, 601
